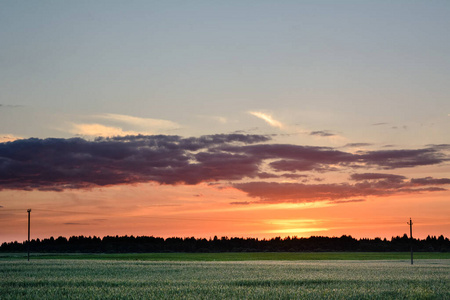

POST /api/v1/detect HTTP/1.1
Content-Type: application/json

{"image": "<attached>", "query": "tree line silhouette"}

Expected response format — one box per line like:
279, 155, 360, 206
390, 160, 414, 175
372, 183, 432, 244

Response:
1, 234, 449, 253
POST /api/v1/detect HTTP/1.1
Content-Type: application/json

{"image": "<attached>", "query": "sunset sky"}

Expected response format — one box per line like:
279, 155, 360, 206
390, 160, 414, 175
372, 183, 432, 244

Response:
1, 1, 449, 244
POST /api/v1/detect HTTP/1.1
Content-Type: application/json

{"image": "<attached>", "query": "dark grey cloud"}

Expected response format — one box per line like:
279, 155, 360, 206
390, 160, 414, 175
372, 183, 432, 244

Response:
0, 134, 448, 192
269, 159, 322, 172
256, 172, 280, 179
350, 173, 406, 181
0, 104, 21, 108
410, 177, 450, 185
235, 144, 448, 173
426, 144, 450, 150
310, 131, 335, 137
234, 174, 449, 203
226, 144, 355, 172
344, 143, 372, 148
282, 173, 308, 179
0, 134, 270, 191
359, 148, 447, 169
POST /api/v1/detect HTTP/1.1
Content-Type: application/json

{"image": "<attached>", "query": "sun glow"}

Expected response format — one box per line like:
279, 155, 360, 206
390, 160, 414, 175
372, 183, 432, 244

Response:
265, 228, 329, 234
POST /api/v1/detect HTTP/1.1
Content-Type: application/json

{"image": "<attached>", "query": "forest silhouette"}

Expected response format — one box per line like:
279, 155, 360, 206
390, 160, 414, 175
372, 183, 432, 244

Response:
1, 234, 449, 253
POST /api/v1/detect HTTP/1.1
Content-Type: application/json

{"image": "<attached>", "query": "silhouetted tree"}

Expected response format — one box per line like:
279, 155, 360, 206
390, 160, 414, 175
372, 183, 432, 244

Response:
1, 234, 449, 253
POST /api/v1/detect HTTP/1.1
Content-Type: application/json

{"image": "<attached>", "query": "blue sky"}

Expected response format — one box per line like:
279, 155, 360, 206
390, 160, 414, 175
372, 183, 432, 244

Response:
1, 1, 449, 142
0, 1, 449, 242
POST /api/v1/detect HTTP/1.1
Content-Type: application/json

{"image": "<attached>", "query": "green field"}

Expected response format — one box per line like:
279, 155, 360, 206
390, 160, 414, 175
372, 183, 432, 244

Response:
2, 251, 450, 261
1, 255, 449, 299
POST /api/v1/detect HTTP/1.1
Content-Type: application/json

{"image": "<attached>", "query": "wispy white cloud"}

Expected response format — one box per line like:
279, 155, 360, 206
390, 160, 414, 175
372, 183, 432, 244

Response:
248, 111, 348, 144
69, 123, 142, 137
249, 111, 284, 129
95, 113, 180, 131
197, 115, 228, 124
66, 113, 181, 138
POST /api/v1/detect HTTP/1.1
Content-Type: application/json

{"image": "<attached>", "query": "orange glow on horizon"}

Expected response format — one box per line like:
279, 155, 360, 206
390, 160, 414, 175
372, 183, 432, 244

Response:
1, 182, 449, 244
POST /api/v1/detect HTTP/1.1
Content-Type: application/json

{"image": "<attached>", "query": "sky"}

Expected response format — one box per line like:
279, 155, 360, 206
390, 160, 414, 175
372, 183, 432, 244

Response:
1, 0, 449, 244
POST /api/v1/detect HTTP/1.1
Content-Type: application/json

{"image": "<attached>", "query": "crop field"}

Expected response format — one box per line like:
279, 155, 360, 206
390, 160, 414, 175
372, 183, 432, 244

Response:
1, 257, 449, 299
2, 251, 450, 261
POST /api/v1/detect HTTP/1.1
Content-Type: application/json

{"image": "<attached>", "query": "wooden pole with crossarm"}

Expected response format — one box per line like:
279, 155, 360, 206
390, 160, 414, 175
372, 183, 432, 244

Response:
407, 218, 413, 265
27, 209, 31, 262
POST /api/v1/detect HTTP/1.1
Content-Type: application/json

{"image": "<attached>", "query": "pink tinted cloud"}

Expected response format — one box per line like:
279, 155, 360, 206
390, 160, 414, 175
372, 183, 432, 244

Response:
234, 173, 449, 203
0, 135, 448, 195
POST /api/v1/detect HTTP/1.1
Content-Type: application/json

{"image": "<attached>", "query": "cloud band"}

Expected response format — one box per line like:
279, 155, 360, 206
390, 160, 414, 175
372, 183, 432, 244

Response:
0, 135, 448, 203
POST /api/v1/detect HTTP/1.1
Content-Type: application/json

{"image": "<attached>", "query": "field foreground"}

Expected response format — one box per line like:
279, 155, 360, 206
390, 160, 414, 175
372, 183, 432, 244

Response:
2, 251, 450, 261
1, 259, 449, 299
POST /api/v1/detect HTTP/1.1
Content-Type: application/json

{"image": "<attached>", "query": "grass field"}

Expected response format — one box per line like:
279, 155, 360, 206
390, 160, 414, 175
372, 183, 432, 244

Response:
1, 254, 449, 299
2, 251, 450, 261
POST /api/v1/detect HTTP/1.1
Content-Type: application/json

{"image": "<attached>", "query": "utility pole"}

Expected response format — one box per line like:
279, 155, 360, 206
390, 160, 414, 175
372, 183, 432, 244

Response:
27, 209, 31, 262
407, 218, 413, 265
